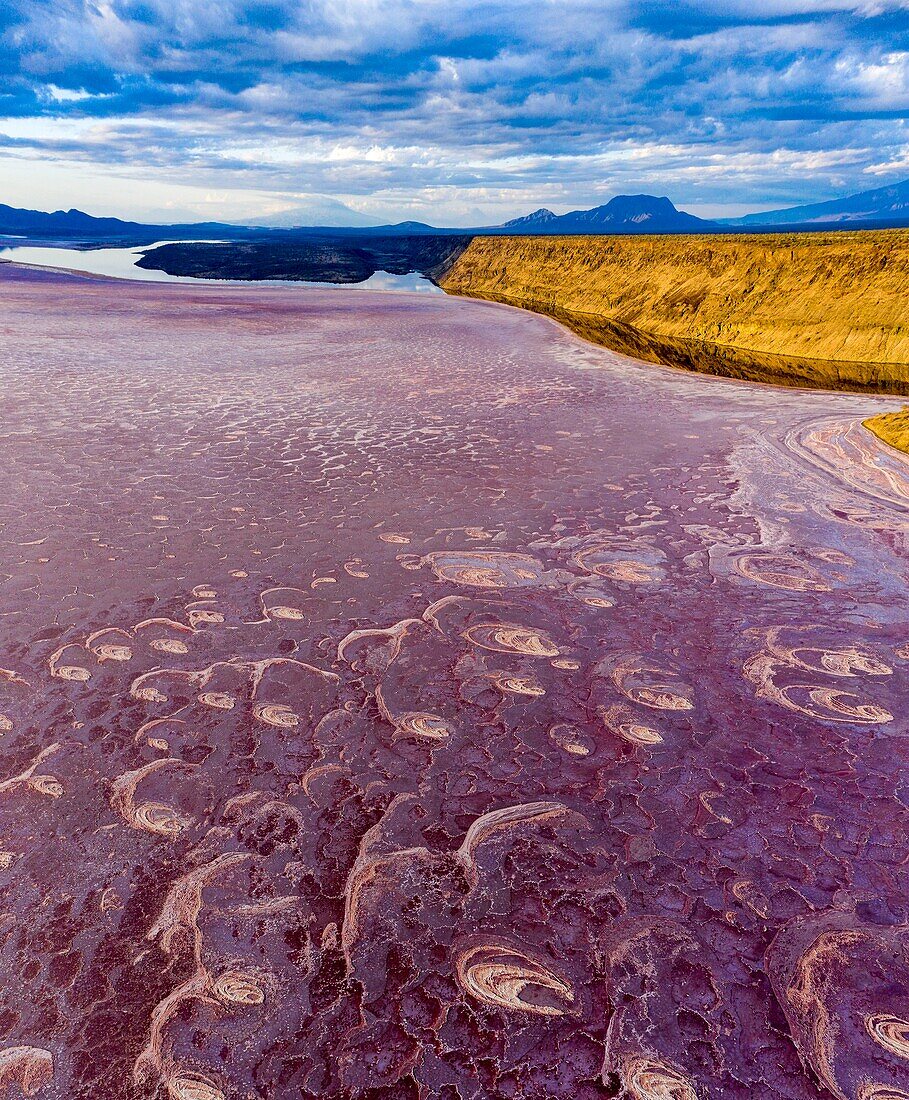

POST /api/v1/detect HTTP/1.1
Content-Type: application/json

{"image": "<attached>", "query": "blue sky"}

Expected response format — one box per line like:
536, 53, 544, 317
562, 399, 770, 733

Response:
1, 0, 908, 225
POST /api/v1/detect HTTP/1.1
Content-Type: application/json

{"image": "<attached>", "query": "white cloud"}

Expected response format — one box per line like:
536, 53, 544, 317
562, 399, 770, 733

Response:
0, 0, 907, 221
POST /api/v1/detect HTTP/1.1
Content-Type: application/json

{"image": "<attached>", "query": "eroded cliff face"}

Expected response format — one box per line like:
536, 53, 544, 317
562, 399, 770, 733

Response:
439, 230, 909, 394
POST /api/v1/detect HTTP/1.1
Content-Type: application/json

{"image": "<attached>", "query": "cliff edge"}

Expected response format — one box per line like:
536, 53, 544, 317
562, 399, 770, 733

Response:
438, 230, 909, 394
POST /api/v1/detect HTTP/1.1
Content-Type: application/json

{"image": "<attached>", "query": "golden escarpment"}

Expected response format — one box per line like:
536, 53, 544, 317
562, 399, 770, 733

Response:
439, 230, 909, 396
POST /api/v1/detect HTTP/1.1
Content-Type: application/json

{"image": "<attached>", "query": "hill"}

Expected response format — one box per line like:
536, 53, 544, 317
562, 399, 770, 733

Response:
498, 195, 712, 233
727, 178, 909, 227
0, 203, 453, 242
0, 203, 259, 242
0, 195, 713, 241
6, 179, 909, 244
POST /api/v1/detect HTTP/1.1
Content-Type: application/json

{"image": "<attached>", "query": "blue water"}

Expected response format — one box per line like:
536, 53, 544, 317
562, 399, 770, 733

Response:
0, 241, 444, 293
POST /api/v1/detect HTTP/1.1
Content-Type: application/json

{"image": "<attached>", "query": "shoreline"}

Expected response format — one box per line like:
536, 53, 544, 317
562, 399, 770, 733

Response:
864, 407, 909, 455
5, 256, 907, 455
10, 230, 909, 409
442, 286, 909, 396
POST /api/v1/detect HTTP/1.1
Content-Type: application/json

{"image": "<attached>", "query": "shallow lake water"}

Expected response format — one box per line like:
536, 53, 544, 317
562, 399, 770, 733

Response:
0, 263, 908, 1099
0, 240, 444, 292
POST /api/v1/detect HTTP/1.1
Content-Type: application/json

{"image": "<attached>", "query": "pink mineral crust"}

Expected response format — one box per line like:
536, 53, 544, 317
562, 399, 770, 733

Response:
0, 263, 908, 1099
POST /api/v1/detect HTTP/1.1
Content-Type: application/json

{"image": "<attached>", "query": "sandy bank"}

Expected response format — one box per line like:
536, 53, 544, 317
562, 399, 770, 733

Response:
865, 406, 909, 454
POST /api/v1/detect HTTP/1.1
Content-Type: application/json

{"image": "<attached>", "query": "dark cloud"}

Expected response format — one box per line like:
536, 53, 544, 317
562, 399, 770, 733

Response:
1, 0, 909, 220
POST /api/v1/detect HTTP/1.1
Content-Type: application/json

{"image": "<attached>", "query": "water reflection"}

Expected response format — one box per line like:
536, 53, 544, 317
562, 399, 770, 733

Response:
0, 240, 444, 293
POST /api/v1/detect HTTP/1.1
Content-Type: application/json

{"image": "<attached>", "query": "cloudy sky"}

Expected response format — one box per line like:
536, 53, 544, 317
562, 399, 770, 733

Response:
1, 0, 908, 226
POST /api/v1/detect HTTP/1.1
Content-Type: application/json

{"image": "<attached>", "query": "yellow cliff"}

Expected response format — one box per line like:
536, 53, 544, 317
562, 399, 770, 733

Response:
439, 230, 909, 395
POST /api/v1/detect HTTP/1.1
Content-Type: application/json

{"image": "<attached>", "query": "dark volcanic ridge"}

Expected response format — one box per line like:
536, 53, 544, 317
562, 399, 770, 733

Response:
135, 235, 471, 284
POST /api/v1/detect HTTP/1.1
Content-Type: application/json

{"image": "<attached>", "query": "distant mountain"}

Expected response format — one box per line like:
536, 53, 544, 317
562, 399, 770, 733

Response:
382, 221, 437, 233
11, 180, 909, 246
727, 178, 909, 227
503, 208, 560, 228
0, 204, 146, 236
245, 196, 376, 228
0, 203, 259, 241
0, 202, 457, 241
498, 195, 713, 234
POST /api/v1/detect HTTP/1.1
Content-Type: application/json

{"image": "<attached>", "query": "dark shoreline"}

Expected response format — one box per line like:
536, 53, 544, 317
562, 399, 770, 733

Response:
136, 235, 471, 284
